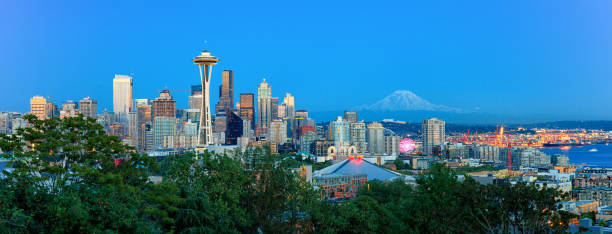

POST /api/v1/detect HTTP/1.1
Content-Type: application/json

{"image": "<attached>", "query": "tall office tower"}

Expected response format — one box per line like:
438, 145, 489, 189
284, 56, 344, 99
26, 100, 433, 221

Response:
269, 120, 287, 144
137, 105, 152, 151
271, 97, 279, 120
128, 112, 138, 147
330, 116, 350, 149
349, 121, 367, 153
213, 116, 227, 133
79, 97, 98, 118
283, 93, 295, 118
153, 116, 176, 149
193, 49, 219, 146
215, 70, 234, 115
295, 110, 308, 119
384, 135, 401, 156
367, 122, 385, 154
152, 90, 176, 118
277, 103, 287, 119
45, 102, 58, 118
344, 111, 358, 123
30, 96, 47, 120
188, 94, 202, 110
256, 79, 272, 135
113, 74, 133, 120
239, 93, 255, 129
225, 111, 243, 145
422, 118, 445, 156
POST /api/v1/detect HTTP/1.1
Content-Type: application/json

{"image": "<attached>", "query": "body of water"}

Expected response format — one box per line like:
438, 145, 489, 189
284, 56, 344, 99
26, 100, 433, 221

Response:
539, 144, 612, 168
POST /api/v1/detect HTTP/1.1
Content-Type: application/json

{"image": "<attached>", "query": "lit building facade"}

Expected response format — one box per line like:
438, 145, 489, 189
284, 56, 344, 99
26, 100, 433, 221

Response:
112, 74, 133, 120
283, 93, 295, 118
30, 96, 47, 120
256, 79, 272, 135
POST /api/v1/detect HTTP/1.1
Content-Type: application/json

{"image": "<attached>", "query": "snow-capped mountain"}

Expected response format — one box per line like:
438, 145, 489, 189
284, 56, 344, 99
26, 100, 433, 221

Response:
356, 90, 461, 112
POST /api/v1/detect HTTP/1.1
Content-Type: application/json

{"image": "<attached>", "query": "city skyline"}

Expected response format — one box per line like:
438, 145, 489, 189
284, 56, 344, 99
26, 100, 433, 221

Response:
2, 1, 612, 121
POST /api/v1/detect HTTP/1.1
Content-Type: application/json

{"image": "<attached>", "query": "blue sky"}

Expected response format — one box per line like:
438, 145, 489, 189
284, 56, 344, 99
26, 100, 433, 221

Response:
1, 0, 611, 121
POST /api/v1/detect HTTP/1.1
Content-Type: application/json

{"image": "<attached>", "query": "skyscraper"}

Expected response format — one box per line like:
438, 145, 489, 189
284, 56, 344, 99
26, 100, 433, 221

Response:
349, 121, 367, 153
271, 97, 279, 120
79, 97, 97, 119
193, 49, 219, 146
239, 93, 255, 130
113, 74, 133, 119
422, 118, 445, 156
283, 93, 295, 118
225, 111, 243, 145
344, 111, 358, 123
153, 116, 176, 150
30, 96, 47, 120
295, 110, 308, 119
215, 70, 234, 115
330, 116, 350, 149
256, 79, 271, 135
367, 122, 385, 154
269, 120, 287, 144
189, 85, 203, 110
152, 89, 176, 118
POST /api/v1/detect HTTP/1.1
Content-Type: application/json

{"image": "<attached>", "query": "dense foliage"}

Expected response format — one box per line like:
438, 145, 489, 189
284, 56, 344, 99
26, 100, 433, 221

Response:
0, 115, 575, 233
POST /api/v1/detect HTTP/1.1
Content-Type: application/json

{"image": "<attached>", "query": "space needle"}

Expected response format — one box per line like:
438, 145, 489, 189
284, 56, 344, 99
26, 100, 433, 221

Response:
193, 43, 219, 146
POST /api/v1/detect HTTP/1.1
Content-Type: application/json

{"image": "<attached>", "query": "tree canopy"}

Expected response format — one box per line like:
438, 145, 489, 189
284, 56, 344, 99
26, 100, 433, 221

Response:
0, 115, 575, 233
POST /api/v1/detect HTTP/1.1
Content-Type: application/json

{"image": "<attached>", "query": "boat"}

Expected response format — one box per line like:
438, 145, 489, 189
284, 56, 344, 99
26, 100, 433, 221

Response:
589, 148, 599, 152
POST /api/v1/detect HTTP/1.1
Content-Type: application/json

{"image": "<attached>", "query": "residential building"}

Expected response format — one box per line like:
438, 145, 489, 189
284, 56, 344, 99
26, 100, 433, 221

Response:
79, 97, 97, 118
422, 118, 445, 156
367, 122, 385, 154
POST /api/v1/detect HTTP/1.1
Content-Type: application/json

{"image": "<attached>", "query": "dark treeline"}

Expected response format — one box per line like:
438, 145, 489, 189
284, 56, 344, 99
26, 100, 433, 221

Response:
0, 115, 575, 233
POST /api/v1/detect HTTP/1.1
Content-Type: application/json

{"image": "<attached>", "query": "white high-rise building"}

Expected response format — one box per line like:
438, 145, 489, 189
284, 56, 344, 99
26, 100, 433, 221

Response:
113, 74, 133, 121
330, 116, 350, 149
283, 93, 295, 118
269, 120, 287, 144
256, 79, 272, 135
422, 118, 445, 156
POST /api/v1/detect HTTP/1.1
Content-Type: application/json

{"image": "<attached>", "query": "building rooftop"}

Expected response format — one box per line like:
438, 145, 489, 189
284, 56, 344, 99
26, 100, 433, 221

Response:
314, 157, 401, 181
